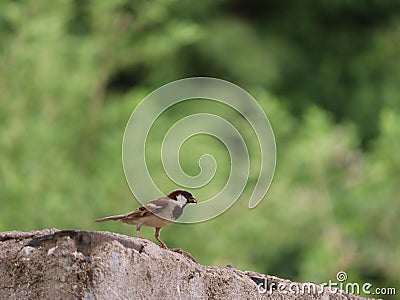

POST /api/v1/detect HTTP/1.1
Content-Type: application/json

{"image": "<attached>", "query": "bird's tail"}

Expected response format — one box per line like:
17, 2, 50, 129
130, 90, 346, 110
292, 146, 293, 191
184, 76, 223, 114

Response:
96, 214, 127, 223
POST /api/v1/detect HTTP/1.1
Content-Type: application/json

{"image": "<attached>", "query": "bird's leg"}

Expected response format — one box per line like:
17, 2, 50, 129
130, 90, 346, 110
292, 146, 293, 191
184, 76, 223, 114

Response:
154, 227, 167, 248
136, 223, 143, 238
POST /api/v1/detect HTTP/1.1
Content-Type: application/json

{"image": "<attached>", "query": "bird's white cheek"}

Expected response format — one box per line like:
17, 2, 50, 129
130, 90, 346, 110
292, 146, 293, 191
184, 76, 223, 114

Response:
176, 194, 187, 205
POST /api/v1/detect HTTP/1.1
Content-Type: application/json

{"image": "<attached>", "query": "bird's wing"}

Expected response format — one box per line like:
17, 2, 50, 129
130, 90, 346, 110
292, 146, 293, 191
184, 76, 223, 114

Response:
96, 197, 172, 224
123, 197, 171, 219
143, 197, 171, 214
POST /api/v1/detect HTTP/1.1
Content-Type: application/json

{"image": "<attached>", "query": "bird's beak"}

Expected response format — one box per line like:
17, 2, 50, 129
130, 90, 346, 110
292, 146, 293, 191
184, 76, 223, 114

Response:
188, 197, 197, 204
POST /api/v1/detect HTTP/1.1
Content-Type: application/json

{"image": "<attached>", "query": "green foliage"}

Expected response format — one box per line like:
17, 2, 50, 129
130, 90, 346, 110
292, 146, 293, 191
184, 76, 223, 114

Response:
1, 0, 399, 297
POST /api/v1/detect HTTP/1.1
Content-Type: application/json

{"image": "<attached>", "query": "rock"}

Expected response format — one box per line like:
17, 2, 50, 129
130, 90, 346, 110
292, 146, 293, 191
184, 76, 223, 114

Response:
0, 229, 372, 299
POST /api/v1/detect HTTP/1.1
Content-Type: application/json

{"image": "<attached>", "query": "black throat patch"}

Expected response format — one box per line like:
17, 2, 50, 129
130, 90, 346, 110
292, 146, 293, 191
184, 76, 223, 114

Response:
172, 205, 184, 220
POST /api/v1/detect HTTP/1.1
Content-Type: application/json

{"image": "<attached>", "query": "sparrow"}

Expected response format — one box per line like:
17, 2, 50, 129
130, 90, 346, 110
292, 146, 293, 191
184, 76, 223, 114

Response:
96, 190, 197, 248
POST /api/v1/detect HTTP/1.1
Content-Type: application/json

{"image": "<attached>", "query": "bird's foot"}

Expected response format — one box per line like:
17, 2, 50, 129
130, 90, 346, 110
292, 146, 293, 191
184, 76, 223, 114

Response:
169, 248, 196, 262
158, 242, 168, 249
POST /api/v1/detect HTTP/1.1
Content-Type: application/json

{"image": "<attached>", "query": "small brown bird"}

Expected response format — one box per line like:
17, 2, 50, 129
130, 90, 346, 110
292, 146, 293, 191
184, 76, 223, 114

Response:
96, 190, 197, 248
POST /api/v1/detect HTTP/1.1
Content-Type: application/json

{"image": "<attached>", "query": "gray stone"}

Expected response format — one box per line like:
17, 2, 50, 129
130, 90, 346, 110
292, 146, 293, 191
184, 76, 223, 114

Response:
0, 229, 373, 299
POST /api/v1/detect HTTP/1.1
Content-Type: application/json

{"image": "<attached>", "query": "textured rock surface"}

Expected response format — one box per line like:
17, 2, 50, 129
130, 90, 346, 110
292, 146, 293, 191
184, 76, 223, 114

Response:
0, 229, 372, 299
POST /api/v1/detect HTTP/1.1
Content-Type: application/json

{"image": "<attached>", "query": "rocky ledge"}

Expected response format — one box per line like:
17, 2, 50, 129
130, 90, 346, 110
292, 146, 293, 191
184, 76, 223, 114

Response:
0, 229, 373, 299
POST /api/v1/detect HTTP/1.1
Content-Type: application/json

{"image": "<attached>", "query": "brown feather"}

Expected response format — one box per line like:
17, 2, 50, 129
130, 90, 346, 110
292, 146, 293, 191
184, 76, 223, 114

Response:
96, 207, 146, 223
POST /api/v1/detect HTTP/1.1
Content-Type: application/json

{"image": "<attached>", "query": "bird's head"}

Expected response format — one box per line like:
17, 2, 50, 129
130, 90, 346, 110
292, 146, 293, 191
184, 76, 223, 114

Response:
167, 190, 197, 205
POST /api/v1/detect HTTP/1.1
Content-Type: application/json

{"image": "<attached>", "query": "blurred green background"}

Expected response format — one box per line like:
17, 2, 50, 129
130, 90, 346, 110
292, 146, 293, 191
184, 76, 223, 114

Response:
1, 0, 399, 297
